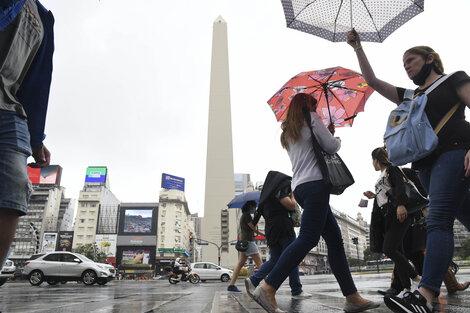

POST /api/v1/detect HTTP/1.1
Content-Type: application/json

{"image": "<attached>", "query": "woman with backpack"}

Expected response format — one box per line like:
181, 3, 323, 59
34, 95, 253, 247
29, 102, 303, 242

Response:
347, 29, 470, 313
363, 147, 421, 296
251, 93, 379, 313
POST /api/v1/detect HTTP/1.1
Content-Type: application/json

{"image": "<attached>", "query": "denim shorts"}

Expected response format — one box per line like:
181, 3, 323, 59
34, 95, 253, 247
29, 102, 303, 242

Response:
0, 110, 32, 215
244, 241, 259, 256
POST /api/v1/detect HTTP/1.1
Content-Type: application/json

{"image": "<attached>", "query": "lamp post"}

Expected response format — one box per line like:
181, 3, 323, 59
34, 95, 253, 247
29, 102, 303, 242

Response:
352, 237, 360, 271
29, 222, 40, 254
196, 238, 221, 266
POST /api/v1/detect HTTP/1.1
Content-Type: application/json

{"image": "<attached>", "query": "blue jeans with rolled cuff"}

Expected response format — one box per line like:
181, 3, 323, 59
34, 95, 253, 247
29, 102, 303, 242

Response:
264, 180, 357, 296
418, 149, 470, 294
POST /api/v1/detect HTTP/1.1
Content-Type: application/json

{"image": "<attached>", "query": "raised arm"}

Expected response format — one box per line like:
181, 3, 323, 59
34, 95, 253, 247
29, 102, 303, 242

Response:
347, 29, 400, 105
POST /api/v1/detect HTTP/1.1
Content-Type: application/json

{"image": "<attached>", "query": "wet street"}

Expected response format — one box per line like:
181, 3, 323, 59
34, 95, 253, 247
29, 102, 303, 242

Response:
1, 269, 470, 312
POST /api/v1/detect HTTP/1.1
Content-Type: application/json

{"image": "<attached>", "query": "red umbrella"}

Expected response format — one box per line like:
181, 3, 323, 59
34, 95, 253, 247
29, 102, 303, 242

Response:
267, 66, 374, 127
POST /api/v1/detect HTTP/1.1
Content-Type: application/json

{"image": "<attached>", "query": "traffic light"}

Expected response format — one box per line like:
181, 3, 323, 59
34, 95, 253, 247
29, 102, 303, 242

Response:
352, 237, 359, 245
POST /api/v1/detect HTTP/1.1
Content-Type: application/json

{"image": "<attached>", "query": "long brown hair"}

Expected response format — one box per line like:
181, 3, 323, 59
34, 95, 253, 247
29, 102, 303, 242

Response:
404, 46, 444, 75
280, 93, 317, 149
371, 147, 391, 167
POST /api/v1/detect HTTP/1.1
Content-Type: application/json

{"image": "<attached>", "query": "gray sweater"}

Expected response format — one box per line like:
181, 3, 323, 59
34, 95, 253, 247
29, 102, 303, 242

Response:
287, 112, 341, 191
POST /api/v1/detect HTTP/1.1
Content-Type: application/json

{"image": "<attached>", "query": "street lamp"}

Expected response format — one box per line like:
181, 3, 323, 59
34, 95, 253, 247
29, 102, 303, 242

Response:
351, 237, 360, 271
196, 238, 221, 266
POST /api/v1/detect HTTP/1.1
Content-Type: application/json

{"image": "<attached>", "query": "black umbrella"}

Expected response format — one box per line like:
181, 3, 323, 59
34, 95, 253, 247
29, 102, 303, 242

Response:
280, 0, 424, 42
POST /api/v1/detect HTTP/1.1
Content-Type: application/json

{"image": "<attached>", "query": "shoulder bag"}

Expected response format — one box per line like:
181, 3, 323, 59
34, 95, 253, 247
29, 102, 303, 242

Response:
384, 72, 460, 166
386, 167, 429, 214
235, 240, 249, 252
304, 111, 355, 195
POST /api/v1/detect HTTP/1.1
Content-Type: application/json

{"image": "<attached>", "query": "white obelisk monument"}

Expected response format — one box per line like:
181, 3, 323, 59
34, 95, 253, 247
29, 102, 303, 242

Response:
201, 16, 237, 267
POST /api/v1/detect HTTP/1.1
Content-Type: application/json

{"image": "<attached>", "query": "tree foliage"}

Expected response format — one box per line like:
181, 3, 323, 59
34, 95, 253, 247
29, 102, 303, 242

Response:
72, 243, 107, 263
363, 247, 382, 262
457, 238, 470, 259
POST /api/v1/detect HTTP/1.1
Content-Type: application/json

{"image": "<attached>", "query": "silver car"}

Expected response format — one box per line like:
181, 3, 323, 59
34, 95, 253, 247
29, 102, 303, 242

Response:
23, 252, 115, 286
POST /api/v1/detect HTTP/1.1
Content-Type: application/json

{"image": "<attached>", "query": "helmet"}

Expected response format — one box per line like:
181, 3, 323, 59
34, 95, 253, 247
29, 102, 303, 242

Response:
175, 257, 181, 263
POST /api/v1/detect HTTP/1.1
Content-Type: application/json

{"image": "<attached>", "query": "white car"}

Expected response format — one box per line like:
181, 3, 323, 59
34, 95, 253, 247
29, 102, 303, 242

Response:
23, 252, 115, 286
0, 259, 16, 287
191, 262, 232, 282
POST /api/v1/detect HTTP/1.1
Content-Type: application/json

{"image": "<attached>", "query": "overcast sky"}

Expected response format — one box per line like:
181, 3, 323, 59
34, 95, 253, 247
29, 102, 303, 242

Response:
39, 0, 470, 222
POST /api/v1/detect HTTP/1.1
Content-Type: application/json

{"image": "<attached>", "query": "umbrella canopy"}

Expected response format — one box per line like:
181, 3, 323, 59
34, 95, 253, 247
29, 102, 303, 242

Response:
280, 0, 424, 42
267, 66, 374, 127
227, 191, 261, 209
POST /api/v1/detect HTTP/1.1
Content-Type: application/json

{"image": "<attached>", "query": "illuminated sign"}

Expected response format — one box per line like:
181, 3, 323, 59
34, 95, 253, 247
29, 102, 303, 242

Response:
161, 173, 185, 191
85, 167, 107, 183
56, 231, 74, 252
27, 165, 62, 185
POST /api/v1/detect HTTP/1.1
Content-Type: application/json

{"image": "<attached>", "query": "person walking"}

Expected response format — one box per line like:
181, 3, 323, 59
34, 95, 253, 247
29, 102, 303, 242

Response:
251, 93, 380, 313
0, 0, 54, 268
363, 147, 421, 296
245, 170, 311, 299
347, 28, 470, 313
227, 200, 264, 292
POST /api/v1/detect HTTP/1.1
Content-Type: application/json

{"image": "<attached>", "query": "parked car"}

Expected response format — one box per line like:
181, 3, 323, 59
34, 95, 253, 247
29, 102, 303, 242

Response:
23, 252, 115, 286
0, 259, 16, 286
191, 262, 232, 282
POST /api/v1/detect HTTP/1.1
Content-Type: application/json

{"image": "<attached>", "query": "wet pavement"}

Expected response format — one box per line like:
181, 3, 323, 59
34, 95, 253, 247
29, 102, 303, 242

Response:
0, 269, 469, 312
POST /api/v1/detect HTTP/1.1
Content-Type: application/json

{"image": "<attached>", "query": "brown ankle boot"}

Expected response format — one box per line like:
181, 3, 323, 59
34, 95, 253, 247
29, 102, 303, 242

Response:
444, 267, 470, 293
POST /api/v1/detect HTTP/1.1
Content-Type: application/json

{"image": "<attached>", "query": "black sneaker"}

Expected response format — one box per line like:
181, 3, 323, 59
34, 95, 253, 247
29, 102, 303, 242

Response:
384, 290, 432, 313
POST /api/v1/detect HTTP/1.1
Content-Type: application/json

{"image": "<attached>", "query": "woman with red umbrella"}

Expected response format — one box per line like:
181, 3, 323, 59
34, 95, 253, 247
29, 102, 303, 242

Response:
347, 29, 470, 313
251, 93, 380, 313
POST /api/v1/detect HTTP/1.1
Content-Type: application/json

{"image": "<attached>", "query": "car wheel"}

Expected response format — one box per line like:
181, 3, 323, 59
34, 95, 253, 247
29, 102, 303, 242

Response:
96, 279, 108, 285
82, 270, 97, 286
29, 270, 44, 286
0, 278, 7, 287
220, 274, 230, 282
201, 279, 206, 282
46, 279, 58, 285
60, 281, 67, 284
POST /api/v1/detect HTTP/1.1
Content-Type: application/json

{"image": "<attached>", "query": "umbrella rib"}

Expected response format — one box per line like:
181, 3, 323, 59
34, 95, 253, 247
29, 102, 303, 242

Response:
333, 0, 344, 42
412, 0, 424, 10
288, 0, 319, 26
358, 0, 382, 41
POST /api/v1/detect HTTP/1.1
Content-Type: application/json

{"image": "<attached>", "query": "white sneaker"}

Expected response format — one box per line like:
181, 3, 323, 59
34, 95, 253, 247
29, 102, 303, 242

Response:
397, 289, 412, 299
244, 278, 256, 297
291, 291, 312, 299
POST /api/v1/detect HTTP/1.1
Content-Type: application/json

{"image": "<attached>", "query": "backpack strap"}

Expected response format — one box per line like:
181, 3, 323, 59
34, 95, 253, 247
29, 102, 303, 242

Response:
434, 101, 461, 134
424, 72, 456, 95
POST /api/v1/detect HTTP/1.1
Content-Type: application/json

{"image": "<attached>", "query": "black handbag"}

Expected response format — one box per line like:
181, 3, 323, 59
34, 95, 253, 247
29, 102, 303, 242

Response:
305, 111, 354, 195
386, 168, 429, 214
235, 240, 248, 252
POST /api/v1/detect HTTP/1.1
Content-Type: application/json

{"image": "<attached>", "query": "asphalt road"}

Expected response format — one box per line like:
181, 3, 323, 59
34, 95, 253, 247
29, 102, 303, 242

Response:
1, 270, 469, 313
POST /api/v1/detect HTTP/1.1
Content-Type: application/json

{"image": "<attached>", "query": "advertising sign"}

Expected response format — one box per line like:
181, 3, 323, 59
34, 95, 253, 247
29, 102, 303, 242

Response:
95, 234, 117, 257
41, 233, 57, 253
161, 173, 185, 191
56, 231, 74, 251
27, 165, 62, 185
123, 209, 153, 233
85, 167, 107, 183
121, 249, 151, 267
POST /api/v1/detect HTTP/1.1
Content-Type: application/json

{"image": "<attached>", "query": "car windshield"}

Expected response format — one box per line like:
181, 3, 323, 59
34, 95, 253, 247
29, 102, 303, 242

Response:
74, 253, 93, 263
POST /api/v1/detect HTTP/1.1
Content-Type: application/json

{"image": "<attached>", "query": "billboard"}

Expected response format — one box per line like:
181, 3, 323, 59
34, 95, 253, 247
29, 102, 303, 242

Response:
121, 249, 151, 267
56, 231, 74, 251
85, 167, 107, 183
123, 209, 153, 233
161, 173, 185, 191
95, 234, 117, 257
27, 165, 62, 185
41, 233, 57, 253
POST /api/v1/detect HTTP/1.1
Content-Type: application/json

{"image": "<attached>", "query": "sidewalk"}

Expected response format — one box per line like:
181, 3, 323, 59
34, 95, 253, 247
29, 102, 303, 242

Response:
211, 271, 470, 313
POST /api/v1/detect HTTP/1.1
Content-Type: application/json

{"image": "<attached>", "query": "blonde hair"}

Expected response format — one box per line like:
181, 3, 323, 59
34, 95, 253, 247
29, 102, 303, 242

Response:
280, 93, 317, 149
405, 46, 444, 75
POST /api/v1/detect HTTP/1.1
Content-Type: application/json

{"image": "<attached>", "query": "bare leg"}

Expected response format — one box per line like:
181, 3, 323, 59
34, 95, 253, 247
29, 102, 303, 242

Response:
229, 253, 248, 286
251, 253, 263, 269
346, 292, 376, 306
0, 209, 19, 266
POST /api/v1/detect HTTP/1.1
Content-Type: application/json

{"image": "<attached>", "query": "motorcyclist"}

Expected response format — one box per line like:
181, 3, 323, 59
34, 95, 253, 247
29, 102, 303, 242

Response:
172, 258, 185, 280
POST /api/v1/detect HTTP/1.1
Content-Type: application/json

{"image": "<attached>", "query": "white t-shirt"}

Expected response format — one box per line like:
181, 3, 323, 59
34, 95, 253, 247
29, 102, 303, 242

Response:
375, 170, 392, 207
287, 112, 341, 191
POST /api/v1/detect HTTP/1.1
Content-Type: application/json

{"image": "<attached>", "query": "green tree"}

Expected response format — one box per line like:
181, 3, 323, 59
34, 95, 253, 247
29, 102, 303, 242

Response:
363, 247, 382, 262
73, 243, 107, 263
457, 238, 470, 259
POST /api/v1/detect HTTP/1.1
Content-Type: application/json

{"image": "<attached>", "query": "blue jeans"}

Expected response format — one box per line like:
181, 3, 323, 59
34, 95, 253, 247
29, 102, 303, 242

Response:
250, 236, 302, 296
0, 110, 32, 215
418, 149, 470, 294
265, 180, 357, 296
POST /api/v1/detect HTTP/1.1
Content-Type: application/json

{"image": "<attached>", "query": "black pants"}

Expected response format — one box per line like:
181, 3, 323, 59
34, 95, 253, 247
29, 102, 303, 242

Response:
383, 211, 418, 289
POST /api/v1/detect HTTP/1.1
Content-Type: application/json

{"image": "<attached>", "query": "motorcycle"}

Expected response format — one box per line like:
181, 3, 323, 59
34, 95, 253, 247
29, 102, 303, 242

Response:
167, 266, 200, 284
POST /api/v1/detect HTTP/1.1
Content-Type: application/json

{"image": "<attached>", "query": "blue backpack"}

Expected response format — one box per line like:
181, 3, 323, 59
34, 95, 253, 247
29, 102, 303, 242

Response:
384, 73, 459, 166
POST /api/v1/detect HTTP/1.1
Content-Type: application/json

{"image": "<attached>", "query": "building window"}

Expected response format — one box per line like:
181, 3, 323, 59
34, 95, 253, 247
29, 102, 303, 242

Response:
91, 204, 96, 208
83, 195, 89, 199
88, 219, 94, 223
80, 219, 85, 223
78, 227, 85, 231
87, 227, 94, 231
